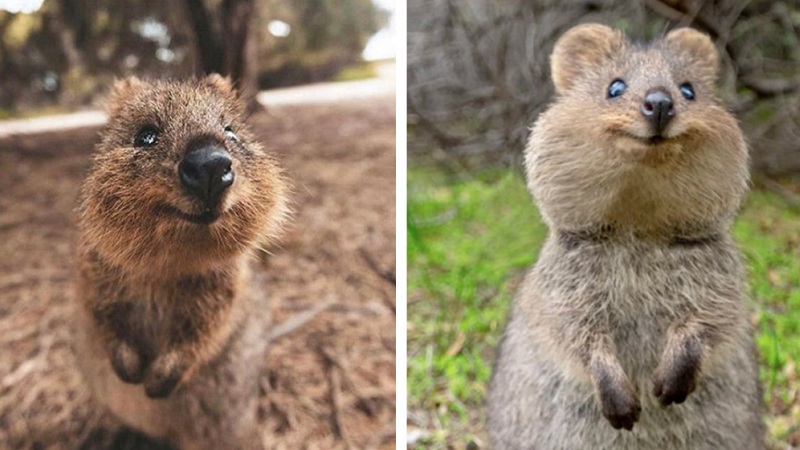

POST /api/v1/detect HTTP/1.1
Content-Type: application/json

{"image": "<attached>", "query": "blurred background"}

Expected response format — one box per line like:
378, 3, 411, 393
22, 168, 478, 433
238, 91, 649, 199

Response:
407, 1, 800, 449
0, 1, 396, 449
0, 0, 393, 114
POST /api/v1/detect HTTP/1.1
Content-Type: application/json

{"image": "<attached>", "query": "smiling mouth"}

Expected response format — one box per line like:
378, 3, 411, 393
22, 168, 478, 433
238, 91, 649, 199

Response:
614, 130, 669, 146
644, 135, 666, 145
157, 204, 220, 225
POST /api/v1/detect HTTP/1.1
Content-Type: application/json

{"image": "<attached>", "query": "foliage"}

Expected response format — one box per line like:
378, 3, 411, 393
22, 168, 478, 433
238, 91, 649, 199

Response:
0, 0, 386, 111
408, 0, 800, 175
407, 167, 800, 449
333, 61, 378, 82
257, 0, 388, 88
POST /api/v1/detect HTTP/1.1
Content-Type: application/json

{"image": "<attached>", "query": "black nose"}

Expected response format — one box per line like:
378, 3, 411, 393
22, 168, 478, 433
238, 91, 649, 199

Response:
179, 146, 234, 205
641, 89, 675, 135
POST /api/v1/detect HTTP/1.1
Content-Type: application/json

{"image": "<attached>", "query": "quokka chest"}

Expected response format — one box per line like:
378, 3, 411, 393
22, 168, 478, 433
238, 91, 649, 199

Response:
535, 236, 743, 362
539, 235, 741, 310
97, 276, 237, 344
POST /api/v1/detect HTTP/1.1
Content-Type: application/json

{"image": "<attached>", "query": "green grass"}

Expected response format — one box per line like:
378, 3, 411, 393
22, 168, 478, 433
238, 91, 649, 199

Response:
0, 105, 71, 120
407, 168, 800, 449
334, 61, 378, 82
736, 189, 800, 442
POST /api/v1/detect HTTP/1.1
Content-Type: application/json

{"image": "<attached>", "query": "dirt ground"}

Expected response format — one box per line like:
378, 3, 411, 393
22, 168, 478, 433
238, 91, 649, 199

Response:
0, 94, 396, 449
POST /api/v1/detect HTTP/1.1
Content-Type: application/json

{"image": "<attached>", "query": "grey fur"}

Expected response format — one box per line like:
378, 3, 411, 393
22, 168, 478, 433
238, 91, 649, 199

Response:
486, 24, 764, 450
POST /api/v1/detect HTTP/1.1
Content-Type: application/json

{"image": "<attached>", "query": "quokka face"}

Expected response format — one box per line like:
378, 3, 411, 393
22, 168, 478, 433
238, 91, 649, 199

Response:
80, 75, 288, 276
526, 25, 749, 233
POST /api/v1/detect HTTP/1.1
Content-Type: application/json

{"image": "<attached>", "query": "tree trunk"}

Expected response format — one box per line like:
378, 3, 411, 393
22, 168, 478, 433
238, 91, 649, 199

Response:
183, 0, 260, 110
183, 0, 224, 74
0, 15, 14, 75
222, 0, 258, 106
48, 3, 85, 72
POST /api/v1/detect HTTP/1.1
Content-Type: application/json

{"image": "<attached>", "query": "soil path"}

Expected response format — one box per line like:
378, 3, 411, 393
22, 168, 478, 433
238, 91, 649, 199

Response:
0, 89, 396, 449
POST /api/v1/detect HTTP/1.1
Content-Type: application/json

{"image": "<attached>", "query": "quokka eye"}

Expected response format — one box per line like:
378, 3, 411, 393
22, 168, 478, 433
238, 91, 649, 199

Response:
607, 79, 627, 99
679, 82, 695, 100
224, 125, 238, 141
134, 125, 159, 147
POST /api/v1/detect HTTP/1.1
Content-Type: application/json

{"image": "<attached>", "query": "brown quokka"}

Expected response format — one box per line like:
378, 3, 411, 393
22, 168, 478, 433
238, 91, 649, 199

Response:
487, 24, 764, 449
73, 75, 288, 450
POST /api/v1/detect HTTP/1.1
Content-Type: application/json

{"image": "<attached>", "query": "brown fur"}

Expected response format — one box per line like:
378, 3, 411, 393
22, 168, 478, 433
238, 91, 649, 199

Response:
487, 24, 764, 449
74, 75, 289, 449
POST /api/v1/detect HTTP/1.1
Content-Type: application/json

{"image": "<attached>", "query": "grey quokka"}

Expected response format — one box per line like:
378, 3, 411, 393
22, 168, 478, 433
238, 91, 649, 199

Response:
487, 24, 764, 450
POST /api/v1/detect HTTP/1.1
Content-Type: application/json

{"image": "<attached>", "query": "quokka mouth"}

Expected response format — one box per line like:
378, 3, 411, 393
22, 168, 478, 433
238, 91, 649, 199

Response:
613, 129, 672, 146
644, 135, 666, 145
156, 204, 221, 225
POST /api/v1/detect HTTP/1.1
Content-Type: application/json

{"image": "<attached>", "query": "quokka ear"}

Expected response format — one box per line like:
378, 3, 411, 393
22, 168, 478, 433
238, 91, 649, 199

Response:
664, 28, 719, 83
107, 77, 147, 115
203, 73, 237, 97
550, 23, 626, 95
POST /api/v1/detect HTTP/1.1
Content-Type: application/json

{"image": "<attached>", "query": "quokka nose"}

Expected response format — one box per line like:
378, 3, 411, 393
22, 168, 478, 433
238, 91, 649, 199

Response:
641, 89, 675, 135
179, 146, 234, 205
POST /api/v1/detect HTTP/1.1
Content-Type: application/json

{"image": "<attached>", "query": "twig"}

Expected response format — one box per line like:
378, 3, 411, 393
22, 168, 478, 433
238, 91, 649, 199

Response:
269, 296, 334, 341
329, 365, 351, 449
1, 358, 43, 390
319, 346, 382, 418
365, 422, 396, 450
317, 345, 355, 450
264, 392, 292, 433
358, 248, 395, 286
739, 76, 800, 97
643, 0, 685, 22
754, 176, 800, 211
407, 96, 464, 148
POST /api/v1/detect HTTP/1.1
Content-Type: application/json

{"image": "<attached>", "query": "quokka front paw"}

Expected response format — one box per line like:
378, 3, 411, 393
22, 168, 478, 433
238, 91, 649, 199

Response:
652, 357, 700, 406
598, 381, 641, 431
111, 341, 146, 384
143, 351, 189, 398
652, 338, 703, 406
